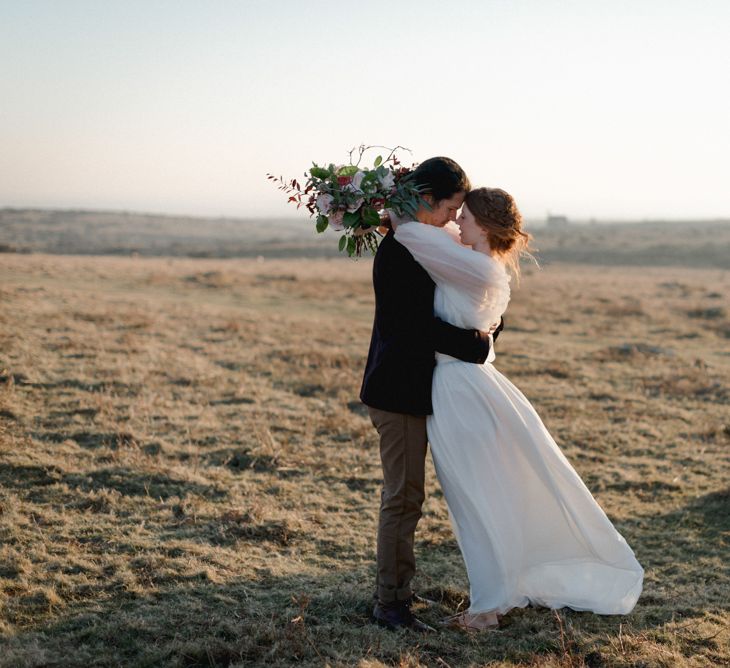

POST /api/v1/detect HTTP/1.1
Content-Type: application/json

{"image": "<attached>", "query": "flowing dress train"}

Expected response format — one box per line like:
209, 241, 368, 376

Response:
394, 222, 643, 615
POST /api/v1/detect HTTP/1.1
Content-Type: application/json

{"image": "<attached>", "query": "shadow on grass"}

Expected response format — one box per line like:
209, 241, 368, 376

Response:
200, 448, 278, 473
1, 485, 727, 667
64, 468, 228, 501
162, 517, 300, 548
0, 575, 376, 668
1, 566, 594, 668
615, 487, 729, 616
316, 473, 380, 493
32, 430, 138, 449
0, 462, 227, 502
0, 462, 63, 487
28, 378, 141, 396
5, 544, 726, 668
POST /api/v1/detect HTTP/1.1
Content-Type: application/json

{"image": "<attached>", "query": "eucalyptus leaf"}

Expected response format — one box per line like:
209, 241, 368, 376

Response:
316, 215, 328, 233
343, 211, 360, 227
310, 166, 330, 179
362, 207, 380, 226
374, 155, 382, 167
338, 234, 347, 252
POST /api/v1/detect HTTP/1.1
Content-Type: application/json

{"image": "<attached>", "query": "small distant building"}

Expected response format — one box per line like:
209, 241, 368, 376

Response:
546, 214, 570, 227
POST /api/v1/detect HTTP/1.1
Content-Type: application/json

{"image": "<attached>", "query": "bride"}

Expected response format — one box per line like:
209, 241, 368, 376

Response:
393, 188, 644, 631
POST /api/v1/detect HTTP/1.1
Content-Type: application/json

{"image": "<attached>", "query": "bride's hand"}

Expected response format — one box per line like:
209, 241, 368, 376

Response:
384, 208, 411, 229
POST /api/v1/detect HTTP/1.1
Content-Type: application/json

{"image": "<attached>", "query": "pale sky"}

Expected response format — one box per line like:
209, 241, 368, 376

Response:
1, 0, 729, 220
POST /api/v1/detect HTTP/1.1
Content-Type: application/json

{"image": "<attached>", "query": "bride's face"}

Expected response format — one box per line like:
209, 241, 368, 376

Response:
456, 204, 487, 247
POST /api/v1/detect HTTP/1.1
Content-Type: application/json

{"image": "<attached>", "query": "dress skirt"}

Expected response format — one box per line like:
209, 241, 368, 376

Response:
427, 357, 644, 615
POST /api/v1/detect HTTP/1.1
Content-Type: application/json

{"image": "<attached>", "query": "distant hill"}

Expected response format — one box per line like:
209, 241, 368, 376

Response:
1, 208, 729, 268
0, 208, 330, 258
531, 219, 730, 269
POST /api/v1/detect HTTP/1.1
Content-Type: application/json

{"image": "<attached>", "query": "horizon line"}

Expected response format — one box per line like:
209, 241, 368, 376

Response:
2, 204, 730, 226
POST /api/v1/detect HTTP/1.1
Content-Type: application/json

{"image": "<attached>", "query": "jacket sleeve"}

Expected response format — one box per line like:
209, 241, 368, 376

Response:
430, 316, 492, 363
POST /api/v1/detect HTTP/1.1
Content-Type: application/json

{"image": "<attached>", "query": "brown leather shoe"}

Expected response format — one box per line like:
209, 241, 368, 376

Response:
372, 591, 438, 608
373, 601, 436, 633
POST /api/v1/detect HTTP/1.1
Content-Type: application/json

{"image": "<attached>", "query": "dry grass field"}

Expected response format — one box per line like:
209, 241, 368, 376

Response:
0, 252, 728, 667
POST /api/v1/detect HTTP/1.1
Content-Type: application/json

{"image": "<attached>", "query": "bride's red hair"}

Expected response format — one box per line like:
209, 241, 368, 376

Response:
464, 188, 533, 279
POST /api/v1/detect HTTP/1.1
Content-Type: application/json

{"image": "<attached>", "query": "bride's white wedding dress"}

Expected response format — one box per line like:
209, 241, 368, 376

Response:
394, 222, 643, 616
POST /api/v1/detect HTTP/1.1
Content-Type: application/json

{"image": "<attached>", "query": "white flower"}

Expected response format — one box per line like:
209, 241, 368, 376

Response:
378, 171, 395, 191
328, 210, 345, 231
316, 193, 334, 215
351, 170, 366, 191
360, 177, 378, 194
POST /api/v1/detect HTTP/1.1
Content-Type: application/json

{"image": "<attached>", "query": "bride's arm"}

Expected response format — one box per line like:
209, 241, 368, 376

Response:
394, 222, 502, 297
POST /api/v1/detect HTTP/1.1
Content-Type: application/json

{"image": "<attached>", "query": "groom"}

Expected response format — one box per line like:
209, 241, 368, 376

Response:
360, 157, 503, 632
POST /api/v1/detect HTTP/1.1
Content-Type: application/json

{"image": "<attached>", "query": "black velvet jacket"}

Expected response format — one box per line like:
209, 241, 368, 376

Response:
360, 229, 502, 416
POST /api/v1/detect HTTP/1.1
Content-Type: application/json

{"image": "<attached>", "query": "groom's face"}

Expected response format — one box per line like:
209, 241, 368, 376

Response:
422, 191, 466, 227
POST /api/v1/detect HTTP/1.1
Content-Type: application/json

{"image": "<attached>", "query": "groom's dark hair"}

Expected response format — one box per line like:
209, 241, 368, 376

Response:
411, 157, 471, 202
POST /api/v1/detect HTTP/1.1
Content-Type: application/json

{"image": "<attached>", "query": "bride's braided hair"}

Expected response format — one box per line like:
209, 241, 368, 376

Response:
464, 187, 533, 279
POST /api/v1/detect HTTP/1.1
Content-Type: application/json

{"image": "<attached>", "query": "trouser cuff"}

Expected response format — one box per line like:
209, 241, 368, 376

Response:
377, 585, 413, 604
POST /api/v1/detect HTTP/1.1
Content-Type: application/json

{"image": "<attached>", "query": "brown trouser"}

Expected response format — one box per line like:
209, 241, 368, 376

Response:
368, 406, 428, 604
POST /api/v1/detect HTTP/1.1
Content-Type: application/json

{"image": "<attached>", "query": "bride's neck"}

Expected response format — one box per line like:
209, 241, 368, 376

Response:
472, 239, 494, 257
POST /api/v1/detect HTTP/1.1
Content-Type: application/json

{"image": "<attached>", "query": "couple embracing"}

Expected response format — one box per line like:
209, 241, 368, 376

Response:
359, 157, 643, 633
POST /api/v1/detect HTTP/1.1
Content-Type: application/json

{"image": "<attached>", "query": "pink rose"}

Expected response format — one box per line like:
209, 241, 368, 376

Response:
352, 171, 366, 191
316, 193, 334, 215
328, 210, 345, 231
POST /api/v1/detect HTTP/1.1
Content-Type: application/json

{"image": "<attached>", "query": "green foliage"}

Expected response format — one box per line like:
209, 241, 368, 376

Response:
358, 171, 380, 193
274, 146, 427, 257
343, 211, 360, 228
336, 165, 359, 177
309, 165, 330, 179
361, 207, 380, 227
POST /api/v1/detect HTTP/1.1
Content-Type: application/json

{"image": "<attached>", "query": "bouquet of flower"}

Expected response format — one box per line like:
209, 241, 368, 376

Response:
268, 145, 424, 257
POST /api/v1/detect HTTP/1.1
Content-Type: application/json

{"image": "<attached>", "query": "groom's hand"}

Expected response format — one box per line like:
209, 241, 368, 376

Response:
473, 318, 504, 362
431, 316, 502, 365
491, 317, 505, 342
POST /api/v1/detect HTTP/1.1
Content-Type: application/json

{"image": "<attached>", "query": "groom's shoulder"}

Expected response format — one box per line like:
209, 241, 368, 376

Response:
374, 231, 430, 287
376, 230, 414, 266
